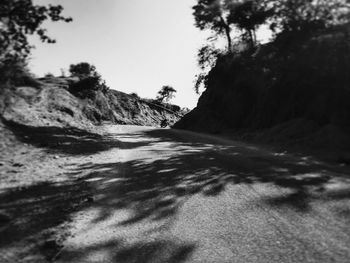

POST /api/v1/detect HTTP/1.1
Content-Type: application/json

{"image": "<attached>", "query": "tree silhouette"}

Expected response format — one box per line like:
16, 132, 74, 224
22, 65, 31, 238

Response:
193, 0, 233, 52
0, 0, 72, 61
267, 0, 349, 34
69, 62, 109, 97
156, 86, 177, 103
193, 0, 272, 51
227, 0, 272, 47
193, 0, 349, 51
69, 62, 97, 79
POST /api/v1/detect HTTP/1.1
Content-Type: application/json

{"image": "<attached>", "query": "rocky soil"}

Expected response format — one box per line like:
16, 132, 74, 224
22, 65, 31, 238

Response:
1, 78, 182, 129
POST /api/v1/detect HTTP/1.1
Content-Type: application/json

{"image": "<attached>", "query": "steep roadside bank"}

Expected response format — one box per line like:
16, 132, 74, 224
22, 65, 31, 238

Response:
174, 24, 350, 161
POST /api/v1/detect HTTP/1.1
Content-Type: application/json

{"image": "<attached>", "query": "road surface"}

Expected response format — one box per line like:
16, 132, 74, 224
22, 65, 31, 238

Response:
56, 125, 350, 263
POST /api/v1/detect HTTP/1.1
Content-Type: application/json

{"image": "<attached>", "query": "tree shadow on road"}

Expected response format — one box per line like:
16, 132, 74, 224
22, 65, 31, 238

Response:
0, 180, 92, 261
2, 127, 350, 262
58, 239, 195, 263
4, 120, 151, 155
54, 128, 350, 251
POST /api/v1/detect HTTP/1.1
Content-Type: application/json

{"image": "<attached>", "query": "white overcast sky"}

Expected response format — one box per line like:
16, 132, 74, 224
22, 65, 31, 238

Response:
30, 0, 209, 109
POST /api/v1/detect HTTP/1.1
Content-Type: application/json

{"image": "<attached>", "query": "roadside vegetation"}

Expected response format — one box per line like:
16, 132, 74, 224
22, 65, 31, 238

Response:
192, 0, 350, 93
156, 85, 177, 103
0, 0, 72, 89
0, 1, 184, 129
68, 62, 109, 98
176, 0, 350, 157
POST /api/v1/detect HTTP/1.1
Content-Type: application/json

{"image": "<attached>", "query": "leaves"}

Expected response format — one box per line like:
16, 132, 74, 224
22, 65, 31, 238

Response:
0, 0, 72, 61
193, 0, 273, 50
69, 62, 97, 79
267, 0, 350, 33
68, 63, 109, 98
227, 1, 273, 31
157, 86, 177, 103
197, 44, 221, 70
193, 0, 233, 51
191, 0, 350, 95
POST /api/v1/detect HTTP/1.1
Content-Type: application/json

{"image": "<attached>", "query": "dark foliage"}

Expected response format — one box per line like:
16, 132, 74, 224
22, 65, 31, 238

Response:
192, 0, 272, 93
188, 1, 350, 132
227, 0, 273, 47
156, 85, 177, 103
194, 73, 208, 94
0, 59, 41, 88
130, 92, 140, 99
195, 45, 222, 94
0, 0, 72, 61
178, 24, 350, 133
193, 0, 273, 51
192, 0, 233, 51
197, 45, 222, 71
0, 0, 71, 89
69, 76, 102, 99
193, 0, 350, 53
68, 62, 109, 98
69, 62, 96, 79
268, 0, 349, 34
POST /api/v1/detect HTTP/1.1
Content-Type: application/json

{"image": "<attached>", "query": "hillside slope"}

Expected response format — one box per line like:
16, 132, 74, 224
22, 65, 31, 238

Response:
174, 24, 350, 153
0, 78, 182, 130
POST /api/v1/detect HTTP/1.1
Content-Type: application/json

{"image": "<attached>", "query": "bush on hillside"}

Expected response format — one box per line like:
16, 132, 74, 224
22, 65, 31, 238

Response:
130, 92, 140, 99
156, 86, 177, 103
69, 76, 108, 99
44, 73, 55, 78
0, 60, 41, 89
69, 63, 96, 79
68, 62, 109, 98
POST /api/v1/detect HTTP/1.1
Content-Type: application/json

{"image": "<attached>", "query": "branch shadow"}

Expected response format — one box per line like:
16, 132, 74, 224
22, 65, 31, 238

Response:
2, 127, 349, 262
59, 239, 195, 263
114, 240, 195, 263
71, 128, 350, 227
3, 120, 151, 155
0, 180, 92, 260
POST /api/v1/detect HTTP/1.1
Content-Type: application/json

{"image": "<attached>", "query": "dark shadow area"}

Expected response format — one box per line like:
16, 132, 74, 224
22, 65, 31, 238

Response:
0, 180, 92, 260
2, 127, 349, 261
69, 128, 350, 228
114, 241, 195, 263
336, 207, 350, 223
59, 239, 195, 263
3, 120, 151, 155
264, 189, 310, 212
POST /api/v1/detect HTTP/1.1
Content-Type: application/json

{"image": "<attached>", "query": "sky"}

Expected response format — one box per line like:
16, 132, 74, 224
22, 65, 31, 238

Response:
30, 0, 272, 109
30, 0, 209, 109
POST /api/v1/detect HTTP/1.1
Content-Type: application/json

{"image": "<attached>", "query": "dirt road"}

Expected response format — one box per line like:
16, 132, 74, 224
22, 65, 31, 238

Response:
2, 125, 350, 262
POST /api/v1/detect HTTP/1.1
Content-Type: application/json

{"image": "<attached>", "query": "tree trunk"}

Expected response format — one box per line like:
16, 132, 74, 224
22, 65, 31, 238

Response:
252, 29, 257, 46
224, 25, 232, 53
220, 16, 232, 53
247, 29, 255, 48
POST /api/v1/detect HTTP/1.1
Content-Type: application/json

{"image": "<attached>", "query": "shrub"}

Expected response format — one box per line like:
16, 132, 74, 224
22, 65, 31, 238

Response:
44, 73, 55, 78
68, 62, 109, 98
69, 76, 100, 98
130, 92, 140, 99
156, 85, 177, 103
0, 59, 41, 88
69, 62, 96, 79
